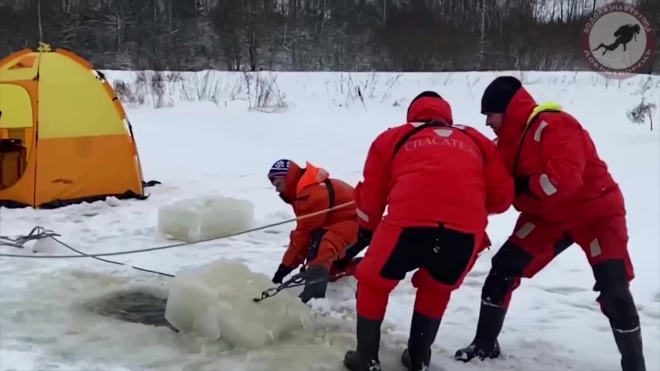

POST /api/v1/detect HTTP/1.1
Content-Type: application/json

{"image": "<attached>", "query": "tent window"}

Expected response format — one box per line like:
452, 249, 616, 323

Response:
0, 84, 33, 129
9, 56, 37, 69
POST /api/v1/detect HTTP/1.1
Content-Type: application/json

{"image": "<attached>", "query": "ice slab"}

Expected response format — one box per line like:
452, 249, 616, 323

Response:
164, 258, 312, 349
157, 196, 255, 243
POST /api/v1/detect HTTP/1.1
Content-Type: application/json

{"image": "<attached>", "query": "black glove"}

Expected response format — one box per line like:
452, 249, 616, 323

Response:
272, 264, 294, 284
298, 266, 330, 304
357, 226, 374, 246
514, 176, 531, 196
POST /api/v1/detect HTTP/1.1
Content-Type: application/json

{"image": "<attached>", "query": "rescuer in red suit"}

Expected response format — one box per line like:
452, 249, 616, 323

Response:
454, 76, 646, 371
342, 91, 514, 371
268, 160, 359, 303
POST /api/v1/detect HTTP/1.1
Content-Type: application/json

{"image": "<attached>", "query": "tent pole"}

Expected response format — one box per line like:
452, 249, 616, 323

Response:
37, 0, 43, 43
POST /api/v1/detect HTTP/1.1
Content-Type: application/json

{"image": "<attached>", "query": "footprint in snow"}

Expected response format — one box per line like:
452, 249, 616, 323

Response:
244, 239, 265, 245
466, 268, 489, 278
538, 286, 588, 295
638, 304, 660, 319
462, 277, 485, 288
556, 299, 599, 313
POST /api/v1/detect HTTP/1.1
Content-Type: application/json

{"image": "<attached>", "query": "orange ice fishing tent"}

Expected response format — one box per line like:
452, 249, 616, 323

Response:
0, 43, 146, 208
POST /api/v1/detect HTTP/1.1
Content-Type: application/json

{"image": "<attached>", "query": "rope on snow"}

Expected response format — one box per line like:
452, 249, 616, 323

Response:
0, 201, 356, 278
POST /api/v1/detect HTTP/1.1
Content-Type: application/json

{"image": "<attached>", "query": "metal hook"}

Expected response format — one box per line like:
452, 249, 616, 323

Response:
253, 272, 307, 303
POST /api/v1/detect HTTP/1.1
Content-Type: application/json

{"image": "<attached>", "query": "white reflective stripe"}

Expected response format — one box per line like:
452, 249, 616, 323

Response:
590, 238, 602, 257
409, 122, 425, 127
356, 208, 369, 222
613, 326, 640, 333
539, 174, 558, 195
533, 120, 548, 142
482, 299, 505, 308
515, 222, 535, 239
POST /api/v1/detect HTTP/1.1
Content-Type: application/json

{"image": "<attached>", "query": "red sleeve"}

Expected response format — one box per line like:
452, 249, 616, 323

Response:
281, 188, 328, 268
354, 130, 393, 231
528, 116, 586, 200
465, 127, 514, 215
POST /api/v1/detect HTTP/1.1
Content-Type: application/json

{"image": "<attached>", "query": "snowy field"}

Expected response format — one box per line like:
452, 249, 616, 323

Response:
0, 71, 659, 371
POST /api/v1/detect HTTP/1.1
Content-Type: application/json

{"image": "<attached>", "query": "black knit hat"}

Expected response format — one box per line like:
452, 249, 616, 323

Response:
407, 91, 441, 117
481, 76, 522, 114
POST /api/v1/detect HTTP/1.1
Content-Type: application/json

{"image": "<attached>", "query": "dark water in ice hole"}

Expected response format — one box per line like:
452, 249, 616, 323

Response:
92, 290, 178, 332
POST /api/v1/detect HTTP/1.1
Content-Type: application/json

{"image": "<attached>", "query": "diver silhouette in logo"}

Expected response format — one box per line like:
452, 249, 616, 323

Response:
592, 24, 641, 55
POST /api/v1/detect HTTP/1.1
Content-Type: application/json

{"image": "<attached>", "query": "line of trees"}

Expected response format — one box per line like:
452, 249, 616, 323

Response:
0, 0, 657, 72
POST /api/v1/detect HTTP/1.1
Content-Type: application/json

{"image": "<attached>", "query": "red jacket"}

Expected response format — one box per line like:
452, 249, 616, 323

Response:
354, 96, 514, 235
497, 86, 624, 229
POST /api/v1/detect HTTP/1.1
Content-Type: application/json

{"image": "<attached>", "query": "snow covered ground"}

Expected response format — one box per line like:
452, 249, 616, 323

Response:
0, 71, 658, 371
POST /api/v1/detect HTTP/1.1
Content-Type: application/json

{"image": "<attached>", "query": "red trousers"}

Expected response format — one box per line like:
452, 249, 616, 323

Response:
355, 220, 484, 320
493, 211, 634, 308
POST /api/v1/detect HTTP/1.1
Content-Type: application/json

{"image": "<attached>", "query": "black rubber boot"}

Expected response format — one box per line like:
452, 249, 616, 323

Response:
343, 315, 382, 371
400, 311, 442, 370
613, 327, 646, 371
592, 260, 647, 371
298, 266, 329, 303
454, 302, 506, 362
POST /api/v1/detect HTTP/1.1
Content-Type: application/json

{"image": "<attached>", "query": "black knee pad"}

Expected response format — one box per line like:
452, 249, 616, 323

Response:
481, 272, 515, 306
593, 260, 639, 331
481, 242, 532, 305
598, 285, 640, 331
592, 259, 629, 292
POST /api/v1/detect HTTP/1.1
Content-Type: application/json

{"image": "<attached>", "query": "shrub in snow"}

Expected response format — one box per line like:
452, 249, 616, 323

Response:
113, 79, 145, 107
179, 71, 226, 105
242, 71, 291, 113
329, 72, 402, 109
165, 258, 311, 348
149, 71, 174, 108
113, 71, 176, 108
627, 101, 656, 131
185, 71, 245, 106
133, 71, 150, 106
626, 76, 657, 131
113, 80, 132, 103
157, 196, 255, 243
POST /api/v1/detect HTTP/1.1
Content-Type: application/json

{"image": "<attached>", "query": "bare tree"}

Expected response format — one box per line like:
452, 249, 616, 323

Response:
0, 0, 656, 73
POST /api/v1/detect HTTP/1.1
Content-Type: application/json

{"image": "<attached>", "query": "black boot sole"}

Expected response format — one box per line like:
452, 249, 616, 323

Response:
401, 349, 411, 370
344, 350, 381, 371
454, 341, 501, 362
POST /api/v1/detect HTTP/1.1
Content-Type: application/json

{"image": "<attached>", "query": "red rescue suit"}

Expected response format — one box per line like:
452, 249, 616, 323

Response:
354, 95, 514, 321
493, 87, 634, 309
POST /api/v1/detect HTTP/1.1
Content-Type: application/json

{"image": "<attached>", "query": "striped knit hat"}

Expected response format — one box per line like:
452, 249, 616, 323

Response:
267, 159, 291, 181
